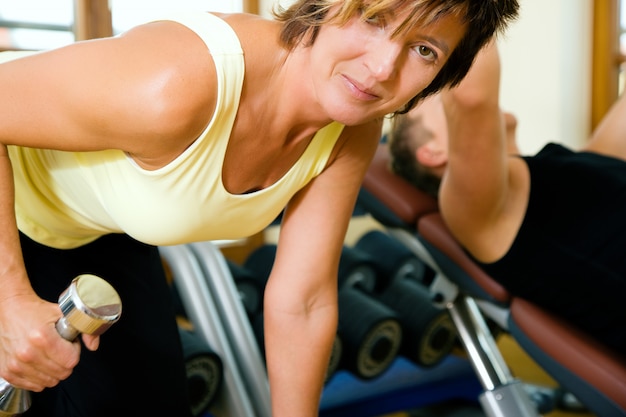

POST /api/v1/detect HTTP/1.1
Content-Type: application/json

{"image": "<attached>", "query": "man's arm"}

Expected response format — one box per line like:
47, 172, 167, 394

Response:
584, 92, 626, 159
438, 40, 528, 262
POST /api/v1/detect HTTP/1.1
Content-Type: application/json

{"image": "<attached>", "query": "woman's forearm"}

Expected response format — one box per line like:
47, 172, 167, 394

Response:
0, 148, 31, 297
264, 293, 337, 417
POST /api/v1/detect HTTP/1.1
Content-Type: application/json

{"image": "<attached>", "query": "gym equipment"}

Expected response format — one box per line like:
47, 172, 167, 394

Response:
325, 333, 344, 382
244, 244, 343, 382
337, 245, 403, 380
225, 259, 264, 317
249, 310, 266, 358
162, 237, 486, 417
337, 244, 378, 292
248, 309, 344, 383
245, 243, 401, 380
358, 144, 626, 417
336, 285, 402, 379
355, 230, 434, 288
159, 244, 261, 417
375, 277, 457, 368
187, 241, 272, 417
354, 230, 456, 367
0, 274, 122, 417
178, 327, 224, 417
243, 244, 276, 281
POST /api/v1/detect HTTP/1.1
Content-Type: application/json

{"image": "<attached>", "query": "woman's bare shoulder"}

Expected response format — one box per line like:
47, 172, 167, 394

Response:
218, 12, 282, 53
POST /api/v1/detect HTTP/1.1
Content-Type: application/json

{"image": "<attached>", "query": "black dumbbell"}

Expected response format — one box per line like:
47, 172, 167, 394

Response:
226, 259, 264, 317
355, 230, 435, 290
375, 278, 456, 367
178, 327, 224, 417
337, 245, 403, 379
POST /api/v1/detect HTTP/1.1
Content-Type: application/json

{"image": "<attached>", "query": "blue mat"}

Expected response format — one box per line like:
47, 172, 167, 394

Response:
201, 355, 481, 417
319, 355, 481, 417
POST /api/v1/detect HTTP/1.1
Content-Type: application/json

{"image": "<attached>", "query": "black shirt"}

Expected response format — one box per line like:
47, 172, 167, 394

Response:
476, 143, 626, 355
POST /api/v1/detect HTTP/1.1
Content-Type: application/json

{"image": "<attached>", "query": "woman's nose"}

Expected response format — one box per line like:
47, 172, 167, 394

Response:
364, 40, 402, 81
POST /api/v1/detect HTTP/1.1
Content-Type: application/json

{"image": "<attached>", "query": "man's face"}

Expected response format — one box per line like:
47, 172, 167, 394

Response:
408, 94, 449, 162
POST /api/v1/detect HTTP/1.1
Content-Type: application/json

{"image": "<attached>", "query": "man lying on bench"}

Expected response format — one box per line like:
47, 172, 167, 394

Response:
388, 39, 626, 358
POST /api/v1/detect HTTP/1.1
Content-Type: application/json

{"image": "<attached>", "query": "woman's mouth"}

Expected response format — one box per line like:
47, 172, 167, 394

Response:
342, 75, 379, 101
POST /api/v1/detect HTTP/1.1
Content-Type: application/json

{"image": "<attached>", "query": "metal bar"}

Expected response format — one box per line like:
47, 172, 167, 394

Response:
188, 241, 272, 417
0, 19, 71, 32
447, 295, 513, 390
159, 245, 257, 417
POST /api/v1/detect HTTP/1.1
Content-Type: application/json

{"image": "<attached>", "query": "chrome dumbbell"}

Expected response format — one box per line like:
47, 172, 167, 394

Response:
0, 274, 122, 416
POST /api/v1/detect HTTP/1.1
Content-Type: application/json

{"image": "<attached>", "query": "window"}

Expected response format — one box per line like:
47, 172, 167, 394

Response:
0, 0, 75, 50
0, 0, 248, 51
592, 0, 626, 129
618, 0, 626, 93
110, 0, 243, 33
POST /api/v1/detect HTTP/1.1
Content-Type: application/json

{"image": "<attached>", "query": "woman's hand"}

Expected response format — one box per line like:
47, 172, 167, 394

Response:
0, 290, 82, 392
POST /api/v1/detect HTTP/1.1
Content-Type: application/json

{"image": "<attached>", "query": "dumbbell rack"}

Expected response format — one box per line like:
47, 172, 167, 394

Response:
160, 240, 482, 417
159, 243, 269, 417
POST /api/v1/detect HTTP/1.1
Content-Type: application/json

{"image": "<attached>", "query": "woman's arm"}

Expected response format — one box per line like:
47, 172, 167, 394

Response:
0, 19, 216, 390
263, 121, 381, 416
0, 20, 215, 162
0, 144, 83, 391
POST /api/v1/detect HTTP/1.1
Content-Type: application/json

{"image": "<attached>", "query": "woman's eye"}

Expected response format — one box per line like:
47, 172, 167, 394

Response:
365, 13, 386, 29
414, 45, 437, 62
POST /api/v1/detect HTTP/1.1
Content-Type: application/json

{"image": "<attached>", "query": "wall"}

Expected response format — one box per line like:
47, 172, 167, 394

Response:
498, 0, 592, 154
110, 0, 243, 30
258, 0, 593, 154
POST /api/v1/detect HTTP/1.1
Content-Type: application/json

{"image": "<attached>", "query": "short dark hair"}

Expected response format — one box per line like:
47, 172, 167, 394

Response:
389, 113, 442, 198
274, 0, 520, 116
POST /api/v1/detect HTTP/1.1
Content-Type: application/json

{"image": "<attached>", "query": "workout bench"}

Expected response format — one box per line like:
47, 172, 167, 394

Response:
357, 143, 626, 417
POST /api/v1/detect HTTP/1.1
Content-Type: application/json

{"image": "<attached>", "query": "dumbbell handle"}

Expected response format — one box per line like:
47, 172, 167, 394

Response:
56, 317, 82, 342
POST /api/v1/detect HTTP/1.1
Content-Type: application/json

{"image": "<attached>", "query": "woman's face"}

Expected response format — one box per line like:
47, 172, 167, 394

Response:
308, 5, 466, 126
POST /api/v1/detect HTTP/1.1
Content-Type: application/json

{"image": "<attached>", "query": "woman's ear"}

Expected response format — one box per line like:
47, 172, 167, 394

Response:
416, 141, 447, 168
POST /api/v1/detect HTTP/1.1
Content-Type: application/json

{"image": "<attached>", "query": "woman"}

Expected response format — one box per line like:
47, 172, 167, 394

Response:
0, 1, 519, 416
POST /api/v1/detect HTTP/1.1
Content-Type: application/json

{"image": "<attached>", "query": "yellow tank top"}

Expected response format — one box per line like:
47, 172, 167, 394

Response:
7, 12, 344, 249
